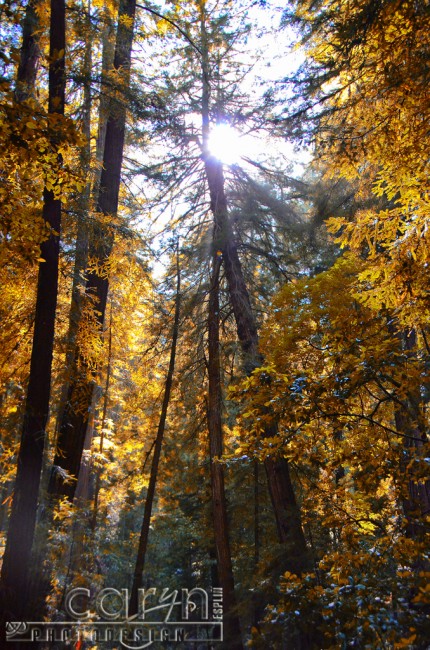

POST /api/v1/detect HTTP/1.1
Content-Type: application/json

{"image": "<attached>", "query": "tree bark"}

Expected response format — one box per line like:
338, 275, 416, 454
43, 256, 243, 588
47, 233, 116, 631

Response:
0, 0, 65, 621
93, 1, 117, 193
199, 7, 309, 571
252, 461, 263, 628
205, 156, 309, 571
0, 0, 41, 570
54, 5, 92, 440
49, 0, 137, 502
15, 0, 40, 102
129, 251, 181, 615
92, 305, 113, 529
207, 252, 243, 649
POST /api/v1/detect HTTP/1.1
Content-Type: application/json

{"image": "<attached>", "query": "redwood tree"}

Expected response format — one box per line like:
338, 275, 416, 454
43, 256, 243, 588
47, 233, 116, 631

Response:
15, 0, 40, 103
49, 0, 137, 501
0, 0, 66, 620
207, 251, 243, 649
199, 3, 309, 573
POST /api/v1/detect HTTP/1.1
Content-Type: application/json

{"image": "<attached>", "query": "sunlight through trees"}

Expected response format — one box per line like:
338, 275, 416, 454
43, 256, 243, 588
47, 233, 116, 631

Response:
0, 0, 428, 648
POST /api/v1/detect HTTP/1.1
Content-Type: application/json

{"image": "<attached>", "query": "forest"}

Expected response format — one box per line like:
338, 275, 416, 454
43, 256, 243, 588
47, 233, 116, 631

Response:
0, 0, 429, 648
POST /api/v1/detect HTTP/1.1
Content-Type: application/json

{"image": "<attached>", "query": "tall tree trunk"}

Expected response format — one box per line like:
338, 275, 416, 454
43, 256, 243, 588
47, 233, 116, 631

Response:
210, 167, 308, 569
93, 1, 117, 193
253, 460, 263, 628
15, 0, 40, 102
54, 4, 92, 438
0, 0, 65, 621
49, 0, 137, 502
27, 13, 97, 617
129, 251, 181, 615
92, 305, 113, 529
59, 404, 97, 609
199, 5, 309, 574
207, 252, 243, 649
206, 157, 309, 571
0, 0, 41, 560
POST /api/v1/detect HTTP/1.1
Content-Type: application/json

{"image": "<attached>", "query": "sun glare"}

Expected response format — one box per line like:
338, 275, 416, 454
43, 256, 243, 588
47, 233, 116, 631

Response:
208, 123, 250, 164
207, 122, 312, 172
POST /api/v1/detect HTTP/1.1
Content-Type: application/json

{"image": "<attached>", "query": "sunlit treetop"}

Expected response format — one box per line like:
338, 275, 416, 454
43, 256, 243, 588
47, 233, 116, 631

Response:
282, 0, 430, 326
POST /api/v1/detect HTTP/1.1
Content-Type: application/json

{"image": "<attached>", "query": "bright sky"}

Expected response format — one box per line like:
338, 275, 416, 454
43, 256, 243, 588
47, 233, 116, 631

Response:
204, 2, 310, 169
207, 124, 260, 164
207, 122, 312, 170
130, 1, 312, 277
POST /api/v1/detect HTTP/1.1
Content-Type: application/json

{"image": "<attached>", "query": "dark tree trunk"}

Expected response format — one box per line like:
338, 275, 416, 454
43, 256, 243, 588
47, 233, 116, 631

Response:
49, 0, 137, 502
207, 253, 243, 649
198, 6, 308, 571
54, 15, 92, 439
92, 306, 113, 529
129, 253, 181, 615
93, 2, 117, 194
202, 157, 309, 572
15, 0, 40, 102
0, 0, 41, 563
0, 0, 65, 622
252, 461, 263, 628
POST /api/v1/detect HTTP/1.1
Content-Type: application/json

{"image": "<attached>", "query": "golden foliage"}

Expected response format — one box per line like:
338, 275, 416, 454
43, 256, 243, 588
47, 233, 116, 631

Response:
299, 0, 430, 326
234, 256, 430, 645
